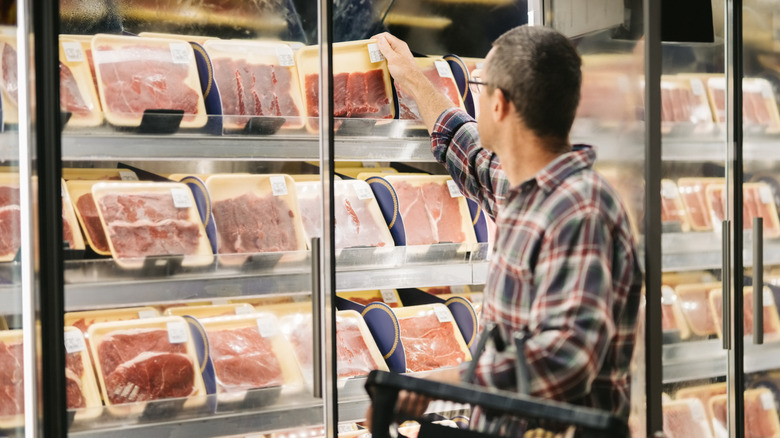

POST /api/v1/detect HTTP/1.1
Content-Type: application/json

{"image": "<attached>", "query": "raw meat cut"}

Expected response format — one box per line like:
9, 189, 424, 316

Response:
99, 192, 190, 223
75, 193, 109, 253
212, 192, 299, 254
393, 180, 467, 245
65, 351, 86, 409
398, 312, 467, 372
662, 399, 713, 438
706, 183, 780, 238
62, 214, 75, 250
60, 62, 91, 116
96, 328, 195, 404
0, 188, 20, 258
710, 85, 776, 126
675, 383, 726, 424
397, 65, 461, 121
1, 42, 17, 106
304, 70, 390, 118
0, 340, 23, 417
675, 284, 719, 337
207, 326, 284, 392
711, 389, 780, 437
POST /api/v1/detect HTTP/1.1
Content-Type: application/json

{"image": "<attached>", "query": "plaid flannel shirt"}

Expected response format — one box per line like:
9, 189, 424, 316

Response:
432, 108, 642, 418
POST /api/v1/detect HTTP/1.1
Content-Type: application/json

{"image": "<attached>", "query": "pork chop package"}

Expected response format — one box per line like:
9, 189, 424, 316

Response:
295, 39, 395, 130
395, 57, 465, 123
0, 173, 22, 261
61, 179, 86, 251
203, 39, 305, 131
295, 180, 394, 250
393, 304, 472, 373
710, 388, 780, 438
205, 174, 307, 265
661, 285, 690, 340
707, 77, 780, 133
199, 313, 305, 402
91, 181, 215, 269
661, 179, 691, 233
59, 36, 103, 127
0, 33, 18, 125
705, 182, 780, 238
336, 289, 403, 308
165, 303, 255, 319
662, 398, 714, 438
91, 34, 208, 129
676, 177, 725, 232
87, 316, 208, 414
67, 180, 114, 256
674, 282, 721, 338
709, 286, 780, 339
366, 175, 478, 247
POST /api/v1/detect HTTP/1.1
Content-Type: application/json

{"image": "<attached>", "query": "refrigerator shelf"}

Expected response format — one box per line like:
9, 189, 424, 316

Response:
662, 337, 780, 383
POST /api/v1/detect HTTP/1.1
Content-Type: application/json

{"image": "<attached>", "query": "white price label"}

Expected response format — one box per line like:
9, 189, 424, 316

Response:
434, 305, 452, 323
762, 84, 774, 99
661, 287, 676, 305
447, 180, 463, 198
450, 285, 466, 295
212, 298, 229, 305
367, 43, 385, 63
764, 288, 775, 307
689, 400, 706, 422
138, 310, 157, 319
690, 78, 705, 96
257, 317, 277, 337
759, 185, 773, 204
62, 41, 85, 63
270, 176, 288, 196
362, 162, 379, 168
762, 391, 776, 410
338, 424, 357, 433
167, 321, 188, 344
171, 188, 193, 208
61, 183, 66, 198
64, 330, 86, 354
380, 289, 398, 304
119, 170, 138, 181
354, 183, 374, 200
169, 43, 190, 64
276, 46, 295, 67
661, 182, 679, 199
435, 60, 453, 78
235, 305, 254, 315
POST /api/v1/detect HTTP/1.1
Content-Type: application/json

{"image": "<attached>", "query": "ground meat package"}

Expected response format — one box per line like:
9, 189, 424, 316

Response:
295, 180, 394, 250
91, 34, 208, 129
368, 175, 478, 246
87, 316, 207, 413
661, 179, 691, 232
91, 181, 215, 269
61, 179, 86, 251
205, 174, 307, 265
295, 39, 395, 130
165, 303, 255, 319
59, 36, 103, 127
661, 285, 690, 339
200, 313, 304, 400
710, 388, 780, 437
677, 178, 725, 232
203, 39, 305, 131
0, 173, 21, 261
393, 304, 471, 373
396, 57, 465, 122
707, 77, 780, 133
709, 286, 780, 339
674, 282, 721, 337
705, 182, 780, 238
662, 398, 714, 438
0, 34, 18, 125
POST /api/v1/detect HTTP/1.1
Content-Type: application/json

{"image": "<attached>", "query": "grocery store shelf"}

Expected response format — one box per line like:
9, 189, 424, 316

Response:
663, 337, 780, 383
661, 231, 780, 272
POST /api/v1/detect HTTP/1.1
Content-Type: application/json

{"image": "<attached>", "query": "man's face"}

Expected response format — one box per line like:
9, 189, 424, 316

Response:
476, 49, 497, 152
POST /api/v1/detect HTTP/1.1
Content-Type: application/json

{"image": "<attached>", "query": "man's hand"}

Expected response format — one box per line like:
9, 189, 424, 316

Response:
373, 32, 419, 90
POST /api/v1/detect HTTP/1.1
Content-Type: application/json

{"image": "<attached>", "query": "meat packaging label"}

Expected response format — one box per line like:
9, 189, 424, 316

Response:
447, 180, 463, 198
275, 46, 295, 67
367, 43, 384, 63
138, 309, 157, 319
435, 60, 453, 78
762, 391, 775, 410
687, 399, 705, 422
256, 317, 277, 337
380, 289, 398, 304
690, 78, 705, 96
64, 329, 87, 354
169, 43, 191, 65
171, 188, 194, 208
62, 41, 84, 63
354, 183, 374, 200
270, 176, 289, 196
119, 170, 138, 181
434, 304, 453, 322
167, 321, 189, 344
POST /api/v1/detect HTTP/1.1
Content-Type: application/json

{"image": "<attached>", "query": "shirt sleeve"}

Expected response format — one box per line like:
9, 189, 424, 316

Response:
431, 108, 508, 219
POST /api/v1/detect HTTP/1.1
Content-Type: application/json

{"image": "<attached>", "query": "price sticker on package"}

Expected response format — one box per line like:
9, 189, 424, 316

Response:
235, 305, 254, 315
661, 182, 678, 199
64, 330, 86, 354
367, 43, 385, 63
762, 391, 775, 410
380, 289, 398, 304
688, 399, 706, 422
169, 42, 191, 65
354, 183, 374, 200
759, 185, 773, 204
450, 285, 466, 295
434, 304, 452, 323
138, 309, 157, 319
276, 46, 295, 67
690, 78, 705, 96
171, 188, 193, 208
257, 317, 277, 338
167, 321, 189, 344
764, 287, 775, 307
119, 170, 138, 181
661, 286, 677, 305
447, 180, 463, 198
338, 424, 357, 433
435, 60, 453, 78
270, 176, 289, 196
762, 83, 774, 99
62, 41, 85, 63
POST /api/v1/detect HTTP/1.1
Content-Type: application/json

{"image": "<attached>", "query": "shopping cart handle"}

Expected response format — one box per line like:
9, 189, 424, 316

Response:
365, 370, 628, 437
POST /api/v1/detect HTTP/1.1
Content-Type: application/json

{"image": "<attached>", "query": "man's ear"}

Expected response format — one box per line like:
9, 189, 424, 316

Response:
492, 88, 511, 122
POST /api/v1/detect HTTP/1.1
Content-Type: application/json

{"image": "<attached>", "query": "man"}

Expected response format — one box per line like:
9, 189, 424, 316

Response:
371, 25, 643, 427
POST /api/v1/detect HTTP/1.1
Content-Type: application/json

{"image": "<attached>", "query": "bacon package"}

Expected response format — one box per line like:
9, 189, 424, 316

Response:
710, 388, 780, 438
203, 39, 304, 130
206, 174, 307, 265
396, 58, 464, 122
295, 180, 394, 250
91, 34, 208, 128
674, 282, 721, 337
705, 182, 780, 238
59, 36, 103, 127
677, 178, 724, 232
393, 304, 471, 373
91, 181, 214, 269
709, 286, 780, 339
87, 316, 206, 412
707, 77, 780, 132
662, 398, 714, 438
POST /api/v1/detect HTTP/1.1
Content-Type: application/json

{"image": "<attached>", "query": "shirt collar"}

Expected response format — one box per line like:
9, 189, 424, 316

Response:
518, 144, 597, 195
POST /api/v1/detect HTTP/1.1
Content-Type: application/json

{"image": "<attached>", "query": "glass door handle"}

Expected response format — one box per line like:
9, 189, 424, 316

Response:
754, 217, 764, 345
723, 220, 731, 350
311, 237, 322, 398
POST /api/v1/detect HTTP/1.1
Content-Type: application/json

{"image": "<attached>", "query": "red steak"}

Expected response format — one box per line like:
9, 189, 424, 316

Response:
207, 326, 284, 392
75, 193, 109, 253
212, 192, 299, 254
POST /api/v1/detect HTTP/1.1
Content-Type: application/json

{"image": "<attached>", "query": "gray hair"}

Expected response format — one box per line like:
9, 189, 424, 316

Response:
487, 25, 582, 149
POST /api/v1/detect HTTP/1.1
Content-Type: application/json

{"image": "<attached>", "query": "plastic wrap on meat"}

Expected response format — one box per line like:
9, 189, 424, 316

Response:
397, 66, 460, 121
304, 70, 390, 118
65, 351, 86, 409
711, 389, 780, 437
75, 193, 109, 253
212, 191, 299, 254
0, 341, 23, 417
662, 399, 713, 438
60, 62, 92, 116
677, 180, 715, 231
394, 181, 467, 245
676, 284, 718, 337
398, 312, 467, 372
1, 43, 17, 106
0, 186, 20, 258
207, 326, 284, 392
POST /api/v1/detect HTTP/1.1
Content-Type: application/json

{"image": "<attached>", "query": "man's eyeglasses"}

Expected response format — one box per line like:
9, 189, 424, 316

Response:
467, 79, 490, 94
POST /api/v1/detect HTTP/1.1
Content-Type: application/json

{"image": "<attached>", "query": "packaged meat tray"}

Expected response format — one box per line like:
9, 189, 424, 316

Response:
709, 286, 780, 339
273, 306, 388, 381
336, 289, 402, 308
395, 57, 465, 122
65, 306, 160, 337
661, 285, 690, 339
295, 39, 395, 126
674, 282, 721, 337
295, 180, 394, 250
205, 174, 307, 265
393, 304, 471, 373
61, 179, 86, 251
663, 271, 717, 288
662, 398, 714, 438
661, 179, 692, 232
199, 313, 304, 399
705, 182, 780, 238
63, 326, 103, 420
368, 175, 477, 246
0, 329, 24, 428
91, 181, 215, 269
677, 178, 724, 232
706, 77, 780, 132
0, 173, 21, 261
91, 34, 208, 129
675, 382, 726, 426
66, 180, 112, 255
62, 168, 138, 181
165, 303, 255, 319
710, 388, 780, 438
658, 76, 714, 133
203, 39, 305, 131
87, 316, 207, 413
0, 34, 18, 125
59, 36, 103, 127
60, 35, 99, 95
